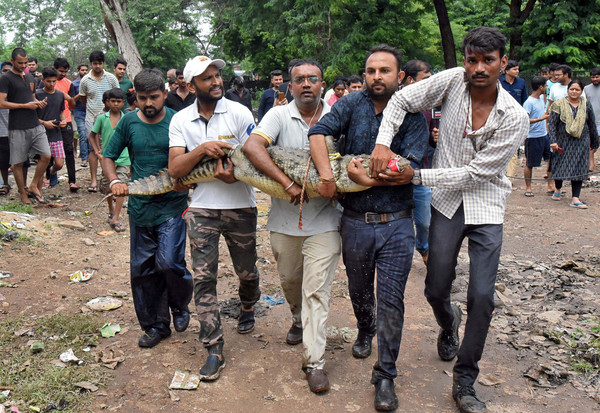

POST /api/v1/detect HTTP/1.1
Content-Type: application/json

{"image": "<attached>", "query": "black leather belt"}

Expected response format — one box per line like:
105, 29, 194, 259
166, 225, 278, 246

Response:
343, 209, 412, 224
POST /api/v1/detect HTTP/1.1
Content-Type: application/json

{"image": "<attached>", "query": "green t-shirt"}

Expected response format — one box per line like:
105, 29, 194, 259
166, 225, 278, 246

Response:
92, 111, 130, 166
103, 108, 188, 227
119, 77, 134, 109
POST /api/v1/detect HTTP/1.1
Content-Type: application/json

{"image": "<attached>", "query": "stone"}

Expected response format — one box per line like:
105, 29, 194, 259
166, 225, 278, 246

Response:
58, 220, 86, 231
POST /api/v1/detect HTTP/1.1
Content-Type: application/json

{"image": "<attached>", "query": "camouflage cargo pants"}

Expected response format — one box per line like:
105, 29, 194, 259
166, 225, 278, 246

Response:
184, 207, 260, 353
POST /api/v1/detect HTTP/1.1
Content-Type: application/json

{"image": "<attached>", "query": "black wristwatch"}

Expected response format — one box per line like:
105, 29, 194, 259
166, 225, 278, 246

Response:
411, 168, 422, 185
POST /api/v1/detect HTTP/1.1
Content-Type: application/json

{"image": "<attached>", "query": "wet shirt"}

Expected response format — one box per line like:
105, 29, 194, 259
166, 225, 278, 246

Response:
103, 108, 188, 227
309, 90, 428, 214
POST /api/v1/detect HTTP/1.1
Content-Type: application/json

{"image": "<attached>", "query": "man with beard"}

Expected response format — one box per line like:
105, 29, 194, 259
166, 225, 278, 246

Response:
309, 44, 428, 411
168, 56, 260, 382
370, 27, 529, 413
102, 68, 193, 349
78, 50, 119, 192
243, 58, 341, 393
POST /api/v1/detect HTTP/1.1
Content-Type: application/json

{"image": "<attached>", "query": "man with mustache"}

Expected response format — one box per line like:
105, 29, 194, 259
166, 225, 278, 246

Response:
102, 68, 193, 350
309, 44, 428, 411
168, 56, 260, 382
370, 27, 529, 413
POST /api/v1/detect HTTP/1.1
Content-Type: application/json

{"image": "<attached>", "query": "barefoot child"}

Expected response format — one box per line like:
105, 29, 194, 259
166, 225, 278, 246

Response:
88, 88, 129, 232
36, 67, 66, 191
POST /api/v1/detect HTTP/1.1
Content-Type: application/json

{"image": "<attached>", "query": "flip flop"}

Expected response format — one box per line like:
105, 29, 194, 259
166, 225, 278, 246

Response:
569, 202, 588, 209
524, 191, 534, 197
69, 183, 80, 193
0, 185, 10, 196
88, 185, 97, 193
81, 161, 88, 167
551, 192, 562, 201
110, 222, 126, 233
27, 190, 47, 204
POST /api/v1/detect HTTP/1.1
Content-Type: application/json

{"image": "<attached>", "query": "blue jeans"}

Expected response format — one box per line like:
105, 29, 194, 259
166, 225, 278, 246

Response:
413, 184, 432, 256
74, 112, 89, 161
340, 213, 415, 382
130, 215, 193, 335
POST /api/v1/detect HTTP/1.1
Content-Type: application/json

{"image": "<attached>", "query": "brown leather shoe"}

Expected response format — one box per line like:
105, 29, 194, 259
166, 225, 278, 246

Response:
286, 324, 303, 345
306, 368, 330, 393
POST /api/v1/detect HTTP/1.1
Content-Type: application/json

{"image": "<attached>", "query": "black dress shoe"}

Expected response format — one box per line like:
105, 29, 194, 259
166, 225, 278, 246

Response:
453, 382, 487, 413
138, 328, 170, 348
305, 368, 330, 393
199, 354, 226, 381
352, 331, 373, 358
374, 379, 398, 411
286, 324, 303, 345
237, 307, 255, 334
172, 308, 190, 332
438, 304, 461, 361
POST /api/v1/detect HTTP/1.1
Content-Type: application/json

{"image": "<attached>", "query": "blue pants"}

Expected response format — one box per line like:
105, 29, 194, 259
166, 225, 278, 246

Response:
74, 113, 89, 161
425, 205, 503, 386
130, 215, 193, 335
413, 184, 431, 256
341, 213, 414, 382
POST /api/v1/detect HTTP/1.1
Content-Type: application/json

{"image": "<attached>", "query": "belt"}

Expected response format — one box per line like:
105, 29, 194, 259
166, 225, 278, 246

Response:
343, 208, 412, 224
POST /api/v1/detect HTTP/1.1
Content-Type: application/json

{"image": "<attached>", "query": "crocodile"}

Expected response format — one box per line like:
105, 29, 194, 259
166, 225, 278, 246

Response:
127, 140, 410, 200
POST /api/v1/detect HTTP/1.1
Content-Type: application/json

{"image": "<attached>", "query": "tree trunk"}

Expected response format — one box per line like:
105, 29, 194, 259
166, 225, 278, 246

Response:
432, 0, 457, 68
508, 0, 538, 60
99, 0, 144, 79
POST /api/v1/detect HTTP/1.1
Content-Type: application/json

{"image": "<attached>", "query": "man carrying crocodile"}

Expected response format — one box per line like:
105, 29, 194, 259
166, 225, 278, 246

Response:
168, 56, 260, 382
309, 44, 428, 411
243, 58, 341, 394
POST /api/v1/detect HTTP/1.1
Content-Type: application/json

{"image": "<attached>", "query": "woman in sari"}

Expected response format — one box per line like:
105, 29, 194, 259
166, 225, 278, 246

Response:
549, 80, 599, 208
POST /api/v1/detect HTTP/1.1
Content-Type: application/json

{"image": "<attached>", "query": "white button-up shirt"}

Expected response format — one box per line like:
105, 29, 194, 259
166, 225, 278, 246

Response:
376, 67, 529, 225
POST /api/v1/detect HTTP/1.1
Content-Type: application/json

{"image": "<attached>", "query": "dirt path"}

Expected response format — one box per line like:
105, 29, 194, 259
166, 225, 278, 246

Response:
1, 161, 599, 412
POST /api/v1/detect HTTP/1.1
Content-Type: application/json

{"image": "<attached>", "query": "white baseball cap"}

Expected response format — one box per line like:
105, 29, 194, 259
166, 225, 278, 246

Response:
183, 56, 226, 82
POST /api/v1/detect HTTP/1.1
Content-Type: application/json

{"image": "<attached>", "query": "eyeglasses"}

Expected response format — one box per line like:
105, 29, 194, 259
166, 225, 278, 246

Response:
293, 76, 320, 85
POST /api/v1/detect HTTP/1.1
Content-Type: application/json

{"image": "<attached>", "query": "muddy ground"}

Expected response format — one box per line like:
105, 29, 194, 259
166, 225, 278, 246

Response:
1, 158, 600, 413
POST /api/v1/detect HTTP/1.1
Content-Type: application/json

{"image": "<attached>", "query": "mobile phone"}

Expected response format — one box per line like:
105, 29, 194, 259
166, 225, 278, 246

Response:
52, 120, 60, 125
278, 92, 285, 101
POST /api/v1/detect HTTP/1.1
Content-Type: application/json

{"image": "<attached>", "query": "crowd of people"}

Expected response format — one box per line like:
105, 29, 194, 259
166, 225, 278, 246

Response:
0, 25, 597, 413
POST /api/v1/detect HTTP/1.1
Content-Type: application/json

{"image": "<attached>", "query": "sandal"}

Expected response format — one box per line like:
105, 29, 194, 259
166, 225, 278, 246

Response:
237, 307, 255, 334
569, 202, 588, 209
110, 222, 126, 233
0, 184, 10, 196
27, 189, 47, 204
551, 192, 562, 201
524, 191, 534, 197
69, 183, 80, 193
81, 161, 88, 167
88, 185, 97, 193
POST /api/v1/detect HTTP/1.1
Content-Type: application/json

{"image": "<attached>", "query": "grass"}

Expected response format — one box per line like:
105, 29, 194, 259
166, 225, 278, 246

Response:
0, 202, 34, 214
547, 318, 600, 376
0, 313, 112, 411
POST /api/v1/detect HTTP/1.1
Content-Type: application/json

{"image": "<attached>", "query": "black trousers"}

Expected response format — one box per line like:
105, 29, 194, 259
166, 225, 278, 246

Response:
61, 123, 76, 184
424, 204, 503, 386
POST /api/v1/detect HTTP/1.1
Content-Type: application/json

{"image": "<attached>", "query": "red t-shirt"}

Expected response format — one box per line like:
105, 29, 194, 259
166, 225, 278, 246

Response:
55, 78, 72, 123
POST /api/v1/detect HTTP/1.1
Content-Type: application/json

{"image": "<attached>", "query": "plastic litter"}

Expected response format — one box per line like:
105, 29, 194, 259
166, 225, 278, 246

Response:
0, 389, 10, 400
59, 349, 82, 365
68, 270, 93, 283
2, 231, 18, 241
86, 297, 122, 311
261, 295, 285, 306
0, 271, 12, 279
42, 398, 68, 412
0, 280, 13, 288
169, 370, 201, 390
30, 340, 45, 353
100, 323, 121, 338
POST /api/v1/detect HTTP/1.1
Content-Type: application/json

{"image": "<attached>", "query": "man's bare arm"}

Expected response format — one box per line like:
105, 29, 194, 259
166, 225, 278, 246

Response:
309, 133, 337, 198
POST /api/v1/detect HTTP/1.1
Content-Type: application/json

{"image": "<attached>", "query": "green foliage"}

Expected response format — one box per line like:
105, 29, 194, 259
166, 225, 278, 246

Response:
0, 202, 34, 214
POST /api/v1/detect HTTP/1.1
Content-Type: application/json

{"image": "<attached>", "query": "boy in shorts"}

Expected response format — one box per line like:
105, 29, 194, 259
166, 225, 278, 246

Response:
523, 76, 553, 196
36, 67, 66, 189
88, 88, 129, 232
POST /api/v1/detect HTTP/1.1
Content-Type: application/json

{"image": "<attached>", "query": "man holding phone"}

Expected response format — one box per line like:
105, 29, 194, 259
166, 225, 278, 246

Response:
258, 69, 284, 122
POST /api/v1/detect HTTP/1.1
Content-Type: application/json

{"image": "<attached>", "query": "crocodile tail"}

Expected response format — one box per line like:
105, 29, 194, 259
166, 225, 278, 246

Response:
127, 169, 174, 195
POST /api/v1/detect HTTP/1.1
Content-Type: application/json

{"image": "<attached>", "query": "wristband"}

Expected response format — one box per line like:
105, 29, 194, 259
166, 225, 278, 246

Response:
284, 181, 294, 192
109, 179, 121, 189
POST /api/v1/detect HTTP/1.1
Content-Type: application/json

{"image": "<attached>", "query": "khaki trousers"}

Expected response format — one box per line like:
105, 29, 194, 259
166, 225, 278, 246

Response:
271, 230, 341, 369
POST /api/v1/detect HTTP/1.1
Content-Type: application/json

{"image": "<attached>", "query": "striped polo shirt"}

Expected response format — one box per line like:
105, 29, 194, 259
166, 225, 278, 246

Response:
79, 70, 119, 123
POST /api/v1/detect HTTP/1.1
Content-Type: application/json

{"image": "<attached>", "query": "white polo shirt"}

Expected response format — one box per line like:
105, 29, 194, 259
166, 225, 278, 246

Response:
253, 99, 341, 236
169, 98, 256, 209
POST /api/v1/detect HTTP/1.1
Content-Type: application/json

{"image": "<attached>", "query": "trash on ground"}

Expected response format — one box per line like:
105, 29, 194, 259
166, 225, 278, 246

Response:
100, 323, 121, 338
95, 348, 125, 369
0, 389, 10, 399
86, 297, 122, 311
0, 280, 13, 288
30, 340, 45, 353
2, 231, 18, 241
169, 370, 201, 390
41, 398, 68, 412
59, 349, 82, 365
69, 270, 93, 283
0, 271, 11, 278
73, 381, 98, 392
261, 295, 285, 306
107, 290, 128, 298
